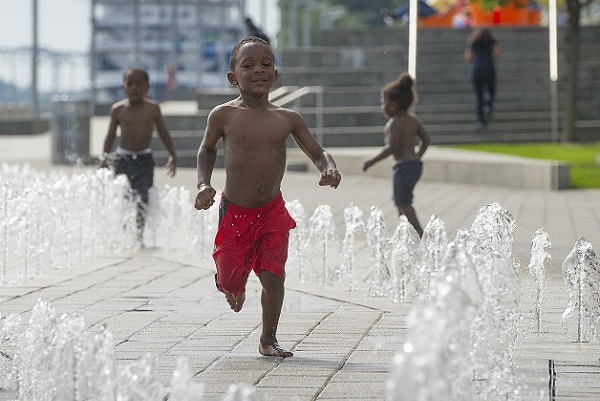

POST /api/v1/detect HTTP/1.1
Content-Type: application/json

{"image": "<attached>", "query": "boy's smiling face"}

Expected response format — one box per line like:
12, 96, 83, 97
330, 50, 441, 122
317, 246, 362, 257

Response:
228, 42, 277, 96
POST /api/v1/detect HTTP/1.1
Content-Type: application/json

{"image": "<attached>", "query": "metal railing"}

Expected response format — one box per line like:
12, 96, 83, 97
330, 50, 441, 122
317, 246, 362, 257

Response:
271, 86, 324, 145
268, 86, 298, 102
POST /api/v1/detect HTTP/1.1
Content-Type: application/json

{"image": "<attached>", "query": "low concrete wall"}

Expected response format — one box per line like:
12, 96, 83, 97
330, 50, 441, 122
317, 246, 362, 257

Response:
288, 146, 571, 190
421, 148, 570, 190
0, 119, 49, 135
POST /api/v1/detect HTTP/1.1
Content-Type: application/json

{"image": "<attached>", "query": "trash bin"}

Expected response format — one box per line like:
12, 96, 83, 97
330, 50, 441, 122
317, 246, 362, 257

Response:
51, 97, 91, 164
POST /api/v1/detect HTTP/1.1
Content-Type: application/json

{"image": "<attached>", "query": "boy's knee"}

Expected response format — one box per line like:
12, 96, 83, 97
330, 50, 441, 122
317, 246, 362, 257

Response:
259, 270, 284, 291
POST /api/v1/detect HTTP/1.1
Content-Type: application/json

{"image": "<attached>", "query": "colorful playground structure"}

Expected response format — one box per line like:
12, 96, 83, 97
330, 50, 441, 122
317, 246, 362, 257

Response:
386, 0, 543, 28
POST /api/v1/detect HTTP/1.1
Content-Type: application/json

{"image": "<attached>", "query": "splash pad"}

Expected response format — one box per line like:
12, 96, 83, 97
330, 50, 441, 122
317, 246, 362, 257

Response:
1, 164, 600, 400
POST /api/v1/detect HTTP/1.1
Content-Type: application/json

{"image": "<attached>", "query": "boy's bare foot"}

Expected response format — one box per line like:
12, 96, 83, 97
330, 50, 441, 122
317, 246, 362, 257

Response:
259, 342, 293, 358
225, 293, 245, 312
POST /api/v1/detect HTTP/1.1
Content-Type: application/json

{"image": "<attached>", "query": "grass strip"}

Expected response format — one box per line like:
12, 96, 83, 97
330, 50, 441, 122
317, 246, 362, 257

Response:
444, 142, 600, 189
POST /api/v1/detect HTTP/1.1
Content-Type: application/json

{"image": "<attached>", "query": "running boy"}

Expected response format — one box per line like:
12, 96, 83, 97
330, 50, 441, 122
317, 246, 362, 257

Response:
363, 72, 430, 237
99, 68, 177, 243
194, 37, 341, 358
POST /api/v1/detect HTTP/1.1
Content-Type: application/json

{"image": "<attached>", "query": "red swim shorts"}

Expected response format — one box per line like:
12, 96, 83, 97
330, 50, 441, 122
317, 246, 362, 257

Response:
212, 193, 296, 297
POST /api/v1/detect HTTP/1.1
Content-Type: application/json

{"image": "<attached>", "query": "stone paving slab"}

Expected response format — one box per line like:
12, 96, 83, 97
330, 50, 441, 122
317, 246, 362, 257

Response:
0, 245, 598, 400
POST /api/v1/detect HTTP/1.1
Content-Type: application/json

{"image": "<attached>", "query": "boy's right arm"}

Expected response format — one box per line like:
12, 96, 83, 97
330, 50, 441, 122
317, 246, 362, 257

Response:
194, 107, 223, 210
363, 146, 392, 171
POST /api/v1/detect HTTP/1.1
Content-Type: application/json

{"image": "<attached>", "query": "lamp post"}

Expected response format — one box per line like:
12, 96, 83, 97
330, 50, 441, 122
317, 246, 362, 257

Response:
90, 0, 97, 115
408, 0, 418, 79
549, 0, 559, 142
31, 0, 39, 119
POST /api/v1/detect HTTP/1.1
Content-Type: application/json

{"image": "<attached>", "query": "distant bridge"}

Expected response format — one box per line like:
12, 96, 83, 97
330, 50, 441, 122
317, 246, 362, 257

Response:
0, 46, 90, 98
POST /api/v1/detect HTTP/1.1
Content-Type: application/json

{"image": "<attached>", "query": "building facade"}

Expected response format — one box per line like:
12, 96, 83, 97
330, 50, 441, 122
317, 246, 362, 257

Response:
91, 0, 246, 103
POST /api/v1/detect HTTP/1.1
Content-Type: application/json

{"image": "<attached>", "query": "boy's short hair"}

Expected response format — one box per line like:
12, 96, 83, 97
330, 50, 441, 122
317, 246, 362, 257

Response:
123, 68, 150, 84
229, 36, 274, 71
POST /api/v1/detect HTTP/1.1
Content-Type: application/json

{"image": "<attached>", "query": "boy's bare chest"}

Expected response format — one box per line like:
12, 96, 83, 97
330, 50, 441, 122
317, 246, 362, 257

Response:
225, 112, 290, 143
119, 112, 153, 129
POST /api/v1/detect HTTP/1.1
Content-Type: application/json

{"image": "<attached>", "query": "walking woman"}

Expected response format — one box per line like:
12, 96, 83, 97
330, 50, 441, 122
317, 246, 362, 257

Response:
465, 28, 500, 127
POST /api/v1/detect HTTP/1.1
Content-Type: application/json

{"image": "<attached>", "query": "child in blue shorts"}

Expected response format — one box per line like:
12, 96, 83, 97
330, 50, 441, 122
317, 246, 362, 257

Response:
363, 72, 431, 237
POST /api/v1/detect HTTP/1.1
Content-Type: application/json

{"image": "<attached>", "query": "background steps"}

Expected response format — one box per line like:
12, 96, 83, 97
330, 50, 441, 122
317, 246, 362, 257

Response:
153, 26, 600, 168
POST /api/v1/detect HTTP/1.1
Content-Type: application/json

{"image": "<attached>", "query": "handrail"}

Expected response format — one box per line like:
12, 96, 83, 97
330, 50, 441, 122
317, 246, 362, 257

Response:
271, 86, 324, 145
268, 86, 298, 102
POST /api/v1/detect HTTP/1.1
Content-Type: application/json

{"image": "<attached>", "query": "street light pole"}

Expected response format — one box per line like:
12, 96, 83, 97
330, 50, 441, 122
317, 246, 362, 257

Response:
408, 0, 418, 80
32, 0, 39, 119
90, 0, 97, 115
549, 0, 559, 142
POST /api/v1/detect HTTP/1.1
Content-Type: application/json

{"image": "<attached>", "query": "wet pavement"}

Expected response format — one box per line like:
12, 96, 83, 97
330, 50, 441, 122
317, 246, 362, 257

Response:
1, 131, 600, 400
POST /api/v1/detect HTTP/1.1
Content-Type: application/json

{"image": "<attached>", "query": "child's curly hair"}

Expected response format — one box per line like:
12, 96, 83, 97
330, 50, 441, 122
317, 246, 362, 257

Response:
381, 72, 416, 111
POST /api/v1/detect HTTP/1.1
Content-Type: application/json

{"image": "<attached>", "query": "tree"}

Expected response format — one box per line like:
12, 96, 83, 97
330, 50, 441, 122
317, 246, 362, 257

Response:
325, 0, 406, 27
279, 0, 405, 46
473, 0, 525, 9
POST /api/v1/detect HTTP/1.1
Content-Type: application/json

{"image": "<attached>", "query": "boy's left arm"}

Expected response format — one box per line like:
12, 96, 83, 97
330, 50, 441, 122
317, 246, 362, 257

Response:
315, 150, 341, 188
154, 105, 177, 177
415, 122, 431, 159
290, 111, 341, 189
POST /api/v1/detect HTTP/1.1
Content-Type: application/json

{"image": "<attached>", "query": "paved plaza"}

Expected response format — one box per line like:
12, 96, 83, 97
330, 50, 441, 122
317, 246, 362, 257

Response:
1, 131, 600, 400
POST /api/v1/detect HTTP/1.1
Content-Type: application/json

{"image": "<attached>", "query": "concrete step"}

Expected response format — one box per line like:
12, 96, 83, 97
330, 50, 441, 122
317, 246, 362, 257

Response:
162, 114, 207, 131
194, 82, 564, 110
152, 130, 201, 151
277, 67, 554, 89
297, 107, 559, 127
319, 26, 558, 47
277, 67, 398, 87
281, 47, 550, 68
271, 86, 382, 108
280, 46, 408, 68
195, 88, 238, 110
